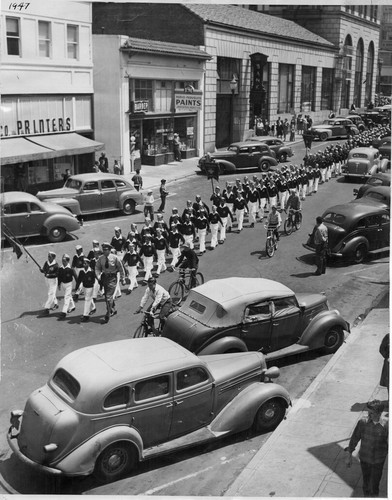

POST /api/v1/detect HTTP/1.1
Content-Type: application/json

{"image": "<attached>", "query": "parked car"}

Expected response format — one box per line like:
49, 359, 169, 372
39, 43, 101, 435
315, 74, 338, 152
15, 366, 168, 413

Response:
342, 147, 389, 179
309, 118, 359, 141
7, 337, 290, 482
1, 192, 80, 243
246, 136, 294, 162
355, 111, 390, 128
353, 172, 391, 198
351, 186, 390, 211
198, 142, 278, 174
37, 173, 144, 217
303, 203, 390, 264
336, 115, 367, 132
162, 278, 349, 361
372, 136, 391, 160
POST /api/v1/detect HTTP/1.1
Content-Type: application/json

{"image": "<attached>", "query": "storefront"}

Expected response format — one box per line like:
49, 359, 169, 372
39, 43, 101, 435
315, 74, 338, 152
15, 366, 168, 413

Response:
1, 95, 103, 193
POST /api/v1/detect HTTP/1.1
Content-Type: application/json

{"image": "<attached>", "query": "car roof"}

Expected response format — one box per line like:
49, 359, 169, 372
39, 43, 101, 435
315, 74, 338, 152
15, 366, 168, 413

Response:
366, 172, 391, 183
53, 338, 200, 410
68, 173, 129, 182
363, 186, 391, 197
0, 191, 41, 205
323, 203, 388, 219
349, 147, 378, 155
194, 278, 293, 306
229, 141, 270, 148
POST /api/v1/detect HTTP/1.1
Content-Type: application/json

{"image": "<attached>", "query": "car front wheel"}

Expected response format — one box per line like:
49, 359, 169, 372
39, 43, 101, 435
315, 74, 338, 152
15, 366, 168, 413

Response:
94, 442, 138, 483
321, 326, 344, 354
123, 199, 136, 215
353, 243, 367, 264
319, 132, 329, 141
258, 160, 270, 172
48, 227, 66, 243
254, 398, 286, 432
279, 152, 288, 163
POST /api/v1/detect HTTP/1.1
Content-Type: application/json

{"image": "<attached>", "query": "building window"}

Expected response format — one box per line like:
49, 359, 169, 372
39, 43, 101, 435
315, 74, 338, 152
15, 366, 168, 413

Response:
6, 17, 20, 56
354, 40, 364, 107
217, 57, 240, 94
155, 81, 173, 113
38, 21, 51, 57
67, 25, 78, 59
278, 64, 294, 113
134, 79, 153, 111
365, 44, 375, 105
301, 66, 316, 112
321, 68, 334, 110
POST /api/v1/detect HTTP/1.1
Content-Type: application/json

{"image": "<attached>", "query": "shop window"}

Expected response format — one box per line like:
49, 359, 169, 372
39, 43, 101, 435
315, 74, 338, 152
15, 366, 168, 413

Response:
155, 81, 173, 113
321, 68, 334, 110
38, 20, 51, 58
135, 80, 153, 111
67, 25, 78, 59
278, 64, 294, 113
6, 17, 20, 56
301, 66, 316, 112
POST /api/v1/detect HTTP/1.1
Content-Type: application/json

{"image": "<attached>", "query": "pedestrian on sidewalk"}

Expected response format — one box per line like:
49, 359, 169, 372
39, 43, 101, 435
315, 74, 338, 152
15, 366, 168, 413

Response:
345, 400, 388, 498
131, 169, 143, 191
143, 189, 155, 221
379, 334, 389, 397
311, 216, 328, 275
173, 133, 182, 162
158, 179, 169, 213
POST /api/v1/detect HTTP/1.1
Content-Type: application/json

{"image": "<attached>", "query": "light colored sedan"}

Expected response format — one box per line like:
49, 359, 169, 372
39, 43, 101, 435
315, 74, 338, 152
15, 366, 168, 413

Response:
342, 147, 389, 179
37, 173, 144, 217
1, 191, 80, 243
310, 118, 359, 141
7, 337, 290, 483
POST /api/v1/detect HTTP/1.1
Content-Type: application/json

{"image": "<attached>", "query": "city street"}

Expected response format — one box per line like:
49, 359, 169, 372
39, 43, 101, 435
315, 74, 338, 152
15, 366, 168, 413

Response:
0, 141, 389, 495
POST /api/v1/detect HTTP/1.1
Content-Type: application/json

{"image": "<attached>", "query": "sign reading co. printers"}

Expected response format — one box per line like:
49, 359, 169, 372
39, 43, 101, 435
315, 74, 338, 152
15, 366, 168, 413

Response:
174, 90, 203, 111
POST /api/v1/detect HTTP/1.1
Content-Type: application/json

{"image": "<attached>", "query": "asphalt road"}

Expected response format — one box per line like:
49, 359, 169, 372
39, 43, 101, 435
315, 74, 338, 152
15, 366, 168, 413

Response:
0, 140, 389, 494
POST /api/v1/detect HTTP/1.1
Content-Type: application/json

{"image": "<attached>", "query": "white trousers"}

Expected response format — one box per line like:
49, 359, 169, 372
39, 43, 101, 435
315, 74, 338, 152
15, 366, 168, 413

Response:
280, 191, 289, 210
143, 256, 154, 281
156, 250, 167, 274
45, 278, 58, 310
198, 229, 207, 252
236, 209, 245, 230
269, 196, 277, 210
307, 179, 313, 194
61, 281, 74, 313
83, 287, 95, 316
183, 234, 194, 249
210, 223, 219, 247
248, 202, 258, 224
313, 178, 319, 192
170, 247, 181, 267
258, 199, 267, 219
74, 268, 84, 295
226, 204, 234, 227
219, 217, 228, 241
127, 266, 139, 290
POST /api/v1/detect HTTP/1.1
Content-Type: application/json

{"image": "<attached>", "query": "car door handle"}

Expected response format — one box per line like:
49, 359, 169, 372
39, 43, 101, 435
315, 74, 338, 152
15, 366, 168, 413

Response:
174, 400, 183, 406
273, 323, 279, 326
166, 403, 173, 408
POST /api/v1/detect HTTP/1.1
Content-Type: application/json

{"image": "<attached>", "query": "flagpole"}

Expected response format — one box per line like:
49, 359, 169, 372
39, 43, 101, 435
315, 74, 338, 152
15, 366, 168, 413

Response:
2, 224, 42, 269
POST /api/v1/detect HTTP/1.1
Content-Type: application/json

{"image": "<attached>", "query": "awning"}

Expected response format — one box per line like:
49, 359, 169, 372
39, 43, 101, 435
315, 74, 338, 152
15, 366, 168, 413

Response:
1, 133, 104, 165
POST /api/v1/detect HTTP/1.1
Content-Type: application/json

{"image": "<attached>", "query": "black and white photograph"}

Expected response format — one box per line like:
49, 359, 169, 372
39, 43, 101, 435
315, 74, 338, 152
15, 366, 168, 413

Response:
0, 0, 390, 496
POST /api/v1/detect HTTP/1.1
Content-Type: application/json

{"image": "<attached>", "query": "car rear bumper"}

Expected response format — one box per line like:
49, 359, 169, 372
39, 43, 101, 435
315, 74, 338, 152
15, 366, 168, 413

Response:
302, 243, 343, 258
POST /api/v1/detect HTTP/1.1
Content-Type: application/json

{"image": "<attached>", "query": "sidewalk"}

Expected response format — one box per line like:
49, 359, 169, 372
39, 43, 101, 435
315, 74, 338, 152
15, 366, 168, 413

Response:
225, 305, 390, 498
123, 134, 307, 191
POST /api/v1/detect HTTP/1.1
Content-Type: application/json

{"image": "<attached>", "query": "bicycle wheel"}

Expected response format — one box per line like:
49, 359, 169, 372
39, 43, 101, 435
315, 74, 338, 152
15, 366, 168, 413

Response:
133, 324, 146, 338
284, 217, 293, 235
195, 272, 205, 286
295, 212, 303, 230
168, 281, 185, 305
266, 237, 275, 257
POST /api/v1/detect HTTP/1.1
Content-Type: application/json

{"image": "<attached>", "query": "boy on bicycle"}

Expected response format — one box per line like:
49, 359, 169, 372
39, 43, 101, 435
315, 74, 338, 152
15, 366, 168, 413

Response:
135, 277, 172, 330
175, 242, 199, 289
285, 189, 302, 225
266, 205, 282, 241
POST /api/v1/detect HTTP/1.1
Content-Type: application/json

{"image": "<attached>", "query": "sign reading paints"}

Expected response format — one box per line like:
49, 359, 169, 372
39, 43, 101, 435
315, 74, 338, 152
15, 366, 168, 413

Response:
175, 90, 203, 111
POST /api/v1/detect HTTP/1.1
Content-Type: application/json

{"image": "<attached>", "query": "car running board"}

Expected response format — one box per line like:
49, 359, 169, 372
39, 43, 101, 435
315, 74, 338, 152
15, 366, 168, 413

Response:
143, 426, 228, 460
265, 344, 310, 362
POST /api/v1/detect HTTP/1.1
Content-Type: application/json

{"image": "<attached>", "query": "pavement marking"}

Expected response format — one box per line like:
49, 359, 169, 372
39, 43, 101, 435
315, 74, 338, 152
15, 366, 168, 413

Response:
140, 452, 249, 495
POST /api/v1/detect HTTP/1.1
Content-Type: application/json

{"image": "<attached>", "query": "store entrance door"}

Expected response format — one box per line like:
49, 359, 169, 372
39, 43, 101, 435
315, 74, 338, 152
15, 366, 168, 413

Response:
216, 95, 231, 149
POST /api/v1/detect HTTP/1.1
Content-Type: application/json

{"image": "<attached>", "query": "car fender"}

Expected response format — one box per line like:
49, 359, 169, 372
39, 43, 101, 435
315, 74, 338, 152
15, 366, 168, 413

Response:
197, 336, 248, 355
118, 190, 144, 207
213, 160, 237, 173
299, 309, 350, 350
380, 158, 390, 172
335, 235, 369, 256
41, 197, 81, 216
42, 213, 81, 233
55, 425, 143, 476
210, 382, 290, 434
259, 155, 278, 167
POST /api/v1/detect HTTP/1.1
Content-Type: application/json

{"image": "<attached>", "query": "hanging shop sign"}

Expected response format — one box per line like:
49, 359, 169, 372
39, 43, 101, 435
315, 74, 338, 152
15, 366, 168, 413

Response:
174, 90, 203, 111
131, 100, 149, 113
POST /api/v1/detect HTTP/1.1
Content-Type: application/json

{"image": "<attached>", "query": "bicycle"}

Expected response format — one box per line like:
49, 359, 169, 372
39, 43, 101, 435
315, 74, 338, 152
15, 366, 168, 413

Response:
284, 208, 302, 235
264, 224, 279, 258
168, 268, 205, 305
132, 304, 177, 338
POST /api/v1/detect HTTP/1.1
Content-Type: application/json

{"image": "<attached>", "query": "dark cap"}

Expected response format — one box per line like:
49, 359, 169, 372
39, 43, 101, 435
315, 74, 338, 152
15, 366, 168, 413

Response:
161, 179, 166, 183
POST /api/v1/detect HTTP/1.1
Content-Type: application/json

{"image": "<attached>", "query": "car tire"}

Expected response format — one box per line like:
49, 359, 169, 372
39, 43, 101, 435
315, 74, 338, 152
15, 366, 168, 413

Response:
353, 243, 367, 264
48, 227, 66, 243
253, 398, 286, 432
258, 160, 270, 172
279, 152, 288, 163
319, 132, 329, 141
94, 442, 138, 483
122, 199, 136, 215
321, 326, 344, 354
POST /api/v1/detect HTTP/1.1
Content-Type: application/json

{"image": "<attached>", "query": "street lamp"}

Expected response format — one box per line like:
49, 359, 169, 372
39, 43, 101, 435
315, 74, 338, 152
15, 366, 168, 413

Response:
229, 75, 238, 143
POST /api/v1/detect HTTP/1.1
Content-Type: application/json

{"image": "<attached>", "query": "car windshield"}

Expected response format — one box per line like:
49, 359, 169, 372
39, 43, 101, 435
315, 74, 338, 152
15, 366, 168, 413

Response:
323, 212, 346, 226
64, 179, 82, 190
323, 120, 335, 125
51, 368, 80, 401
